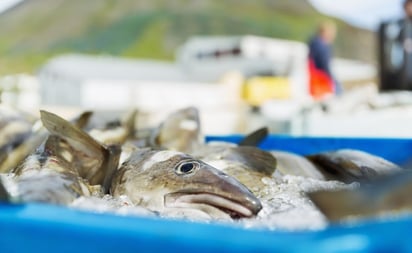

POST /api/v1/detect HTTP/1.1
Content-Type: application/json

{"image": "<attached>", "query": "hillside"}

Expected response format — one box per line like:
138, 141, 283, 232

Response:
0, 0, 375, 75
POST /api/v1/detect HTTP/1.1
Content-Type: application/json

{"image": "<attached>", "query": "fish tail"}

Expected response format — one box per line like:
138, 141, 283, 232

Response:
72, 111, 93, 129
101, 145, 122, 193
40, 110, 121, 193
308, 189, 371, 222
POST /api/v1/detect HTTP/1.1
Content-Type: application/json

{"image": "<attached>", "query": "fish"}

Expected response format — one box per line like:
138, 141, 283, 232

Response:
0, 110, 93, 173
148, 107, 203, 153
40, 110, 121, 193
148, 106, 269, 153
306, 149, 402, 183
5, 136, 96, 205
86, 109, 138, 166
189, 144, 277, 197
87, 109, 137, 146
147, 109, 277, 196
0, 106, 36, 172
308, 170, 412, 222
270, 151, 326, 180
110, 149, 262, 220
0, 110, 121, 205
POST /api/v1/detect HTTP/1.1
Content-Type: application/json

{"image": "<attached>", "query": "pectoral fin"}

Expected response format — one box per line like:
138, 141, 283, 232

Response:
225, 146, 277, 176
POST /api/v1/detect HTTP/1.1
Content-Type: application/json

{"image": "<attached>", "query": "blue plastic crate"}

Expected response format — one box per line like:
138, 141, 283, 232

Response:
1, 136, 412, 253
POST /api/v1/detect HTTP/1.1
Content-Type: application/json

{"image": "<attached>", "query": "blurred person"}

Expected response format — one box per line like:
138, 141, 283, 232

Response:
378, 0, 412, 91
307, 21, 342, 99
401, 0, 412, 57
404, 0, 412, 19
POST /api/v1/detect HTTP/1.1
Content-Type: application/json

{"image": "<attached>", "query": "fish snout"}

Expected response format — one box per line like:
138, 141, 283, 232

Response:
192, 164, 263, 218
216, 174, 263, 217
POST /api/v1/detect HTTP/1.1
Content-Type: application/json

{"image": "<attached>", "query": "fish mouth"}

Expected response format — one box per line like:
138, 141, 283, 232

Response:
164, 191, 261, 219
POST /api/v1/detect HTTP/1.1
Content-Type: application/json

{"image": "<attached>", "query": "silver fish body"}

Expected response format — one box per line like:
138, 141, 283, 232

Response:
307, 149, 402, 183
309, 170, 412, 222
0, 110, 122, 205
0, 106, 37, 172
0, 110, 94, 173
270, 150, 325, 180
111, 149, 262, 220
9, 142, 93, 205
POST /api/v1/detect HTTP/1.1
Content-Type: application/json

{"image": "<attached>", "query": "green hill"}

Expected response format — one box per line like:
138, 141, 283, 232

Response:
0, 0, 375, 75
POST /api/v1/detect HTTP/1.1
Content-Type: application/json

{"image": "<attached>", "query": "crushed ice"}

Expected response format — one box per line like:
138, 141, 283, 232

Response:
69, 175, 358, 231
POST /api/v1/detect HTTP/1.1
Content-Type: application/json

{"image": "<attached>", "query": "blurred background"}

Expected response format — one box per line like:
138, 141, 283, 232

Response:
0, 0, 410, 137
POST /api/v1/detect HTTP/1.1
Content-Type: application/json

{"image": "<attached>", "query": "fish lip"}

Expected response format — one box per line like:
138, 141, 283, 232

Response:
164, 191, 262, 219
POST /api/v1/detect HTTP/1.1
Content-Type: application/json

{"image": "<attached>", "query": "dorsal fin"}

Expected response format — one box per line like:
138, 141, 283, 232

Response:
238, 127, 269, 147
224, 146, 277, 176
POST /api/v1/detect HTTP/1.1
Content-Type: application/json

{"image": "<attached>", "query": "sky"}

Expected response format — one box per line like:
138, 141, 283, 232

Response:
0, 0, 22, 13
0, 0, 405, 30
309, 0, 404, 30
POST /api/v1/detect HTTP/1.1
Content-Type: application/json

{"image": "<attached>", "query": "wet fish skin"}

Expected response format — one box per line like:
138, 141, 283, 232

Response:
0, 110, 123, 205
192, 145, 277, 195
10, 139, 93, 205
0, 107, 35, 171
307, 149, 402, 183
270, 150, 325, 180
111, 149, 262, 219
308, 170, 412, 222
0, 126, 47, 173
0, 110, 94, 173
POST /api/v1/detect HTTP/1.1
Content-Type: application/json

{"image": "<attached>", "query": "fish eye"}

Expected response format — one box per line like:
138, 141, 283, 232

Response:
175, 160, 199, 175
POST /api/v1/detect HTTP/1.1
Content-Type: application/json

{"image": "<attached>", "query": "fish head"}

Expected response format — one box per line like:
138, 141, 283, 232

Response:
193, 145, 278, 195
150, 107, 203, 153
111, 149, 262, 219
88, 109, 137, 146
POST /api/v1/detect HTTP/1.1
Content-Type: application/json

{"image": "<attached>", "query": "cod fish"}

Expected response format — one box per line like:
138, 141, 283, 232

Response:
192, 145, 277, 196
0, 110, 93, 173
0, 106, 37, 172
110, 149, 262, 220
148, 106, 269, 153
148, 107, 203, 153
147, 106, 274, 193
0, 111, 120, 205
40, 111, 121, 192
309, 170, 412, 222
270, 151, 325, 180
307, 149, 402, 183
87, 109, 137, 146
